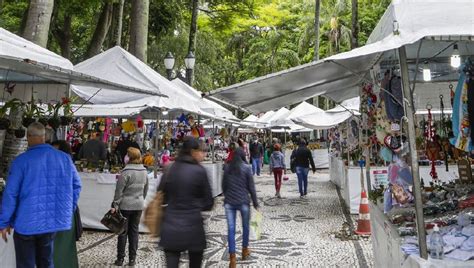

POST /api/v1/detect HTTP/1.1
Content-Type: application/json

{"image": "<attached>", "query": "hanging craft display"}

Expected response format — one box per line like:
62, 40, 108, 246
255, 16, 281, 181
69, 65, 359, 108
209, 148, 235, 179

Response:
451, 59, 473, 152
424, 105, 438, 180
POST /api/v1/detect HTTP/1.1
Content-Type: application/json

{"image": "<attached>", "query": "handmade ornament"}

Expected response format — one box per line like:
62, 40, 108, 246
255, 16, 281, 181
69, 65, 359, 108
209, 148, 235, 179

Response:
121, 120, 136, 133
424, 106, 438, 180
451, 60, 473, 152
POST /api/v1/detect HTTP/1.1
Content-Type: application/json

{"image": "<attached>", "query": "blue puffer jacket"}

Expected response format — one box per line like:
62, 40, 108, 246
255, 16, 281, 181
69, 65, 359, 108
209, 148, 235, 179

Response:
0, 144, 81, 235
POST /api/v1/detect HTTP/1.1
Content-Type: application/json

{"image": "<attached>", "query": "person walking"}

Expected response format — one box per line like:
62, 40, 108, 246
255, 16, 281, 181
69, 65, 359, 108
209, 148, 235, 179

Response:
249, 137, 264, 176
291, 140, 316, 198
270, 144, 286, 198
159, 137, 214, 268
222, 148, 259, 268
0, 122, 82, 268
111, 147, 149, 267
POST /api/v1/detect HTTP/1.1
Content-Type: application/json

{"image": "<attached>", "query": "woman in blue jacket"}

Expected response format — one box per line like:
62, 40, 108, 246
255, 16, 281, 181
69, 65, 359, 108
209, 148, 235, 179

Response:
222, 148, 259, 268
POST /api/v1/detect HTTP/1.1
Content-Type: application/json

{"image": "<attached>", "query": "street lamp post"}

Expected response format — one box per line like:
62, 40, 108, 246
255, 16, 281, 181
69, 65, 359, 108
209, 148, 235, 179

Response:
184, 51, 196, 86
164, 52, 175, 80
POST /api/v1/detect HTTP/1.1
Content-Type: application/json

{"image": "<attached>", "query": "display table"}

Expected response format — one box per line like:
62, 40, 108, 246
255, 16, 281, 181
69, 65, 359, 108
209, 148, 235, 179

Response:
202, 161, 223, 197
78, 171, 161, 232
335, 164, 459, 214
79, 162, 223, 231
329, 156, 345, 188
370, 202, 474, 268
284, 149, 329, 170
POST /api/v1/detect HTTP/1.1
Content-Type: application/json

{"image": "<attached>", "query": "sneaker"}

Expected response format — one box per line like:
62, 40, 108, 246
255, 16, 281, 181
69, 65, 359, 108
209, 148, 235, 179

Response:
113, 258, 124, 266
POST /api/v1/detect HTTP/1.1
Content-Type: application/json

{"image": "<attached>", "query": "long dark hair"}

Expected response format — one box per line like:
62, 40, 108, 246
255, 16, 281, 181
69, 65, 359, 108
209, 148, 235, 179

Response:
227, 148, 246, 175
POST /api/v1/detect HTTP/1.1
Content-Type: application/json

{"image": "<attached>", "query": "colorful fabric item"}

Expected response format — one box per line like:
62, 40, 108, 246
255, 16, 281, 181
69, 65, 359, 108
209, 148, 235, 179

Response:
451, 64, 473, 152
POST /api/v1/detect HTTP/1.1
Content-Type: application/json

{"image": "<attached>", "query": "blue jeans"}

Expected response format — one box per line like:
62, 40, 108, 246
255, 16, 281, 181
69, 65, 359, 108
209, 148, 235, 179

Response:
296, 166, 310, 196
224, 203, 251, 254
251, 157, 261, 175
14, 231, 56, 268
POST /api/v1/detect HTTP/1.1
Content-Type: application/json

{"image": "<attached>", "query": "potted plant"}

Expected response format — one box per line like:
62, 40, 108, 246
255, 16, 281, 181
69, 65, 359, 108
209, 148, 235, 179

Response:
0, 98, 21, 130
21, 101, 42, 128
60, 97, 75, 126
14, 127, 26, 138
47, 102, 62, 129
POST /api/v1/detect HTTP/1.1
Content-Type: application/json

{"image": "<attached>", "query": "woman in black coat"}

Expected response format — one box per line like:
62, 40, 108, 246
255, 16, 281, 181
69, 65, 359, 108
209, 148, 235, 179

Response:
159, 137, 214, 268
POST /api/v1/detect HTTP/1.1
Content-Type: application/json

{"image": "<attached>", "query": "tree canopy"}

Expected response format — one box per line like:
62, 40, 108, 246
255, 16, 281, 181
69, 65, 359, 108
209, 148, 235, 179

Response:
0, 0, 390, 92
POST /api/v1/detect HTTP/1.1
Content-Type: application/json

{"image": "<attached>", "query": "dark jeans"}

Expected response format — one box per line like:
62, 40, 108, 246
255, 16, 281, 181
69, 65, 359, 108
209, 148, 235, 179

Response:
14, 231, 56, 268
117, 210, 142, 260
224, 203, 250, 254
164, 250, 203, 268
296, 166, 310, 196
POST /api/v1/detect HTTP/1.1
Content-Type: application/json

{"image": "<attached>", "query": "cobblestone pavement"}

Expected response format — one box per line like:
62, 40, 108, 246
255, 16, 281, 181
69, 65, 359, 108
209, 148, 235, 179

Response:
77, 170, 374, 267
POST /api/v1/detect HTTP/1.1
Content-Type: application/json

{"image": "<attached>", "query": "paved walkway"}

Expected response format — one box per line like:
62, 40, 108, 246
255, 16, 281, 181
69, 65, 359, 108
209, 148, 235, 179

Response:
77, 170, 374, 267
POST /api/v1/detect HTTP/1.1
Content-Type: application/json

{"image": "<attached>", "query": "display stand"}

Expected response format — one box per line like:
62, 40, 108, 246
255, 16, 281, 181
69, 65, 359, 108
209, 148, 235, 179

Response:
370, 201, 474, 268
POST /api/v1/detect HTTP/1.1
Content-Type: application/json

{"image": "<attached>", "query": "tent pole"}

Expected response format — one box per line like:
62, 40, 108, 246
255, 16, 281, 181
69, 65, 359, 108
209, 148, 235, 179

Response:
154, 110, 162, 179
212, 120, 215, 163
398, 46, 428, 259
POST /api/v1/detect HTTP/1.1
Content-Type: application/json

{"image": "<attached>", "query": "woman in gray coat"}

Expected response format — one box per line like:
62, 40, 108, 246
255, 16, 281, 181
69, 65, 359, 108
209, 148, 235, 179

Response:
110, 147, 149, 267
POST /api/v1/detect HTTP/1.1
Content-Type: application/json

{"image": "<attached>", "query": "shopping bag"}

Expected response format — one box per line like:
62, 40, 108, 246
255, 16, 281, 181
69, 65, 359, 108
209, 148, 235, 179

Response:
249, 209, 263, 240
101, 210, 127, 235
144, 191, 164, 237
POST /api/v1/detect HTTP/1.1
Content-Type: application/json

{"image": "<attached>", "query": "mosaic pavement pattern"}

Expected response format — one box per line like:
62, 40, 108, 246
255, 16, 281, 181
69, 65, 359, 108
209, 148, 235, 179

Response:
77, 170, 374, 267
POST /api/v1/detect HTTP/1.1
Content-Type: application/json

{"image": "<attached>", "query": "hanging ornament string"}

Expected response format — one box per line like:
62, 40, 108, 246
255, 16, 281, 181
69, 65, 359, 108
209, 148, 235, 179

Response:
425, 104, 438, 180
440, 94, 449, 171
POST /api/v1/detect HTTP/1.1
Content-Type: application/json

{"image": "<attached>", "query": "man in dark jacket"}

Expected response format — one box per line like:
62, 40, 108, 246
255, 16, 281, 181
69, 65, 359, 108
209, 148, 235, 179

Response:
249, 137, 264, 176
78, 132, 107, 165
291, 140, 316, 198
0, 122, 81, 267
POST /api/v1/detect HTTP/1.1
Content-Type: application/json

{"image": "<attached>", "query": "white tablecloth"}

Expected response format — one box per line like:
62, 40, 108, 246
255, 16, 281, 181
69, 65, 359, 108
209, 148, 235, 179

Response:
78, 172, 161, 232
202, 162, 223, 197
329, 156, 345, 188
284, 149, 329, 170
0, 233, 15, 267
402, 255, 474, 268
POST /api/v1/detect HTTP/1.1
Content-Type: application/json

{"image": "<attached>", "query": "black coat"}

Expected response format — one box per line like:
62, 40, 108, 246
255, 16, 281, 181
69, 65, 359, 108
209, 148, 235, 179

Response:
158, 155, 214, 252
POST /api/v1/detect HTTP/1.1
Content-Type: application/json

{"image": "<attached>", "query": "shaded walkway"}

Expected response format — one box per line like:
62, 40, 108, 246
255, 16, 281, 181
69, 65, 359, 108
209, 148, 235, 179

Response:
77, 171, 373, 267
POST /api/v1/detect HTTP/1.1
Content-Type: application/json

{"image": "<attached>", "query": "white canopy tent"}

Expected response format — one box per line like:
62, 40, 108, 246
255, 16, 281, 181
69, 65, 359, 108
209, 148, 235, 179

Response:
171, 78, 238, 121
288, 101, 324, 119
0, 28, 159, 100
255, 110, 275, 129
72, 46, 200, 114
207, 0, 474, 114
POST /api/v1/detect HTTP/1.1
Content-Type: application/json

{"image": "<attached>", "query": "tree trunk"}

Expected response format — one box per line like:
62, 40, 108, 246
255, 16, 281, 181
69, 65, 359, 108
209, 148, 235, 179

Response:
86, 1, 113, 58
22, 0, 54, 47
52, 15, 72, 58
111, 0, 124, 47
313, 0, 321, 61
351, 0, 359, 49
129, 0, 149, 62
188, 0, 199, 53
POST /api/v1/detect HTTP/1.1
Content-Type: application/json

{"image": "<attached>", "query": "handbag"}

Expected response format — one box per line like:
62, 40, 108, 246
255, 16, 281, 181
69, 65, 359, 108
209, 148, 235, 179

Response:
100, 210, 128, 235
144, 191, 164, 237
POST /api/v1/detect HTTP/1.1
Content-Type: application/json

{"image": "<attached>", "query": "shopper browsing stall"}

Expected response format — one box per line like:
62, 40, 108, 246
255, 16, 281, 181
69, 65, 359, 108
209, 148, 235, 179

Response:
249, 137, 264, 176
110, 147, 149, 267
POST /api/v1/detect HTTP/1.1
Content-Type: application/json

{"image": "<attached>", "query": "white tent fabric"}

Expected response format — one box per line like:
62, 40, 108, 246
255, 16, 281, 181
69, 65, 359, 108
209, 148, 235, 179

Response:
0, 29, 156, 96
240, 114, 262, 128
255, 111, 276, 128
72, 47, 201, 114
287, 102, 324, 119
171, 79, 237, 120
292, 111, 356, 130
328, 97, 360, 113
268, 107, 291, 127
0, 28, 72, 69
208, 0, 474, 114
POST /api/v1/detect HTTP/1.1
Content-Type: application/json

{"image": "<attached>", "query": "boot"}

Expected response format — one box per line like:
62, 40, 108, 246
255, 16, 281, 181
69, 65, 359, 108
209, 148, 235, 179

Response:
128, 257, 136, 267
242, 247, 251, 260
113, 258, 124, 266
229, 253, 237, 268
